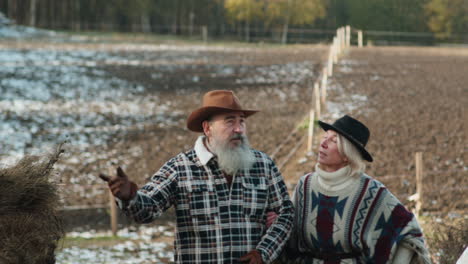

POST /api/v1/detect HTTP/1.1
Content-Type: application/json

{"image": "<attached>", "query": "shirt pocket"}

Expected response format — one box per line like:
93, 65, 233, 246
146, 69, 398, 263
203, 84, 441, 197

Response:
242, 177, 268, 217
188, 183, 219, 218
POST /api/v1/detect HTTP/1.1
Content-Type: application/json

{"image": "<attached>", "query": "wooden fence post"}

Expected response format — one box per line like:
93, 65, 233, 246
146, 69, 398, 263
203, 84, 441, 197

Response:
415, 152, 424, 216
307, 110, 315, 153
339, 28, 344, 52
314, 82, 321, 120
341, 27, 346, 50
358, 30, 363, 48
346, 25, 351, 47
333, 37, 338, 63
109, 190, 118, 236
336, 28, 341, 51
202, 26, 208, 43
108, 167, 118, 236
328, 50, 334, 76
321, 70, 327, 106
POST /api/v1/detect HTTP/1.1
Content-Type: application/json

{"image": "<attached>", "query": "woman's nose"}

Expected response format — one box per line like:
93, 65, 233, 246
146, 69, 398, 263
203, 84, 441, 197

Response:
320, 138, 328, 148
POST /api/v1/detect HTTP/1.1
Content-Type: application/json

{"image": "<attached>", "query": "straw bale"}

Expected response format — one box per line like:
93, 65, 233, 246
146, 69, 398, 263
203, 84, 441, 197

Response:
0, 145, 64, 264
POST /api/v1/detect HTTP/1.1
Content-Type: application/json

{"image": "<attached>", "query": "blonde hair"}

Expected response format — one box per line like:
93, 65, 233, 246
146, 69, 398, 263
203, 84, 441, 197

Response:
336, 133, 366, 176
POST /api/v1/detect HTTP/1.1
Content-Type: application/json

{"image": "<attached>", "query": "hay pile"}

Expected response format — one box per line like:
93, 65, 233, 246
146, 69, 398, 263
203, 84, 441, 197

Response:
0, 146, 64, 264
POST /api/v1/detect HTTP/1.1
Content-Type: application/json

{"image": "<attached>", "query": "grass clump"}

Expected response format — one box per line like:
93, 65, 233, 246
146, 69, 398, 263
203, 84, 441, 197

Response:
0, 145, 65, 264
425, 217, 467, 264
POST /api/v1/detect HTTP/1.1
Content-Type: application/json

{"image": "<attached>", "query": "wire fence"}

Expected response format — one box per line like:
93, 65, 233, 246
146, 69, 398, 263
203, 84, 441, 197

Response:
10, 20, 468, 46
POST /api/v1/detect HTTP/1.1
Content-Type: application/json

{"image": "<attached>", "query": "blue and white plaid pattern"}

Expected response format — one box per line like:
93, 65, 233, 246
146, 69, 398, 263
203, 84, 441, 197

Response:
121, 147, 294, 264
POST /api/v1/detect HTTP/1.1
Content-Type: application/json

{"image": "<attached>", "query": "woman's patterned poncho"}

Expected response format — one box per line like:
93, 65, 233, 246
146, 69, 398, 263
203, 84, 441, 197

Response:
284, 172, 431, 264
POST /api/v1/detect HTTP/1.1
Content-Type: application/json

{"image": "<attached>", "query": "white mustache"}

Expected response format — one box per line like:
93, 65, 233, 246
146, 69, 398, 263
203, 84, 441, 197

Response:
230, 134, 244, 141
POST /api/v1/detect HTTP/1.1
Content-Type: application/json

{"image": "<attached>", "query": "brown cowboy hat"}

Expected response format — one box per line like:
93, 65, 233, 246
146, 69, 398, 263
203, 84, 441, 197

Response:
187, 90, 259, 132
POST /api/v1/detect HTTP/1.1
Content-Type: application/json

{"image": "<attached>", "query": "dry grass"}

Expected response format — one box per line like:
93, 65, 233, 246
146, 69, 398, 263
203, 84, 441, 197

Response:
0, 145, 65, 264
424, 217, 467, 264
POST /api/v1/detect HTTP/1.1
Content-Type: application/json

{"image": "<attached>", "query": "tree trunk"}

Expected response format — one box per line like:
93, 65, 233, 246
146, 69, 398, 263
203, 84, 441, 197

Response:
245, 2, 251, 42
172, 0, 179, 34
282, 0, 292, 44
74, 0, 80, 31
62, 0, 68, 30
188, 0, 194, 36
8, 0, 17, 22
220, 22, 225, 36
219, 0, 225, 36
245, 20, 250, 42
281, 22, 289, 44
189, 12, 194, 36
38, 0, 46, 28
29, 0, 37, 26
141, 14, 151, 33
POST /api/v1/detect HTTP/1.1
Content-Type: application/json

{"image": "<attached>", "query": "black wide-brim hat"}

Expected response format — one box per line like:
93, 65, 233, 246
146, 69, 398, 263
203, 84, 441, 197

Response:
318, 115, 373, 162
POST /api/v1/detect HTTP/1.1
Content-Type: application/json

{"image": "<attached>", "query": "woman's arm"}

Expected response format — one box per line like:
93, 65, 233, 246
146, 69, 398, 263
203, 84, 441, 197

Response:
392, 243, 414, 264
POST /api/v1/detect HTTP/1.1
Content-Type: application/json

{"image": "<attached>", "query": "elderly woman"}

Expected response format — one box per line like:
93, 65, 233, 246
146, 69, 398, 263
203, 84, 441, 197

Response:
270, 115, 431, 263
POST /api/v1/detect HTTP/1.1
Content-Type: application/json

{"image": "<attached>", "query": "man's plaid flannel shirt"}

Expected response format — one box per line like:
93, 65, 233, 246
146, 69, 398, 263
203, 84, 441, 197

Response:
120, 136, 294, 263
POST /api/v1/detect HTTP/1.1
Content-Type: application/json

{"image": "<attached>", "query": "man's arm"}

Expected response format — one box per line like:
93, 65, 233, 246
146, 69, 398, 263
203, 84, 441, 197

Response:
101, 159, 179, 224
255, 161, 294, 263
265, 175, 305, 257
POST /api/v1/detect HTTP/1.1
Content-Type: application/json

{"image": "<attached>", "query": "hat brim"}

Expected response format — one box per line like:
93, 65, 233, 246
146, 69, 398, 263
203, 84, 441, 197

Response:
187, 106, 258, 132
318, 120, 373, 162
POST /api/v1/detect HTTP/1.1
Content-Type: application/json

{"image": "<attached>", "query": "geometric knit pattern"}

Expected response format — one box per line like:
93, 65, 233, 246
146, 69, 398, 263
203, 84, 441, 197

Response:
284, 172, 430, 264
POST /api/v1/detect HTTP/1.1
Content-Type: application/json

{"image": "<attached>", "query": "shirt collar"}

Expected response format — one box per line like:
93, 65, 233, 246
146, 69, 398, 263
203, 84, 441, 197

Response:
194, 136, 214, 165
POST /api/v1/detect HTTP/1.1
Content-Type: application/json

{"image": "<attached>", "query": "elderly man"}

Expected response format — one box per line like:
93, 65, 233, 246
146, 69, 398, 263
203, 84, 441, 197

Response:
100, 90, 294, 264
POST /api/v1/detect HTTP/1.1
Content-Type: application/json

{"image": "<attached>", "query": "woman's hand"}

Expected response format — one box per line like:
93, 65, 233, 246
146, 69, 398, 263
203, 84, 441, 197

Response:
266, 211, 278, 228
240, 250, 264, 264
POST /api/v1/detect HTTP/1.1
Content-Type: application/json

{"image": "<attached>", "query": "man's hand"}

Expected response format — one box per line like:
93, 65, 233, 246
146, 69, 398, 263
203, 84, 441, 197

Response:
99, 166, 138, 201
240, 250, 264, 264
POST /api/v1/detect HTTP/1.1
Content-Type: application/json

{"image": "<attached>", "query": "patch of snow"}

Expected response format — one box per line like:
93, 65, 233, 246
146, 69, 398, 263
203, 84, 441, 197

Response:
0, 12, 12, 25
322, 81, 369, 119
0, 21, 56, 38
0, 48, 187, 167
57, 225, 175, 263
236, 62, 314, 85
339, 66, 353, 73
339, 60, 366, 66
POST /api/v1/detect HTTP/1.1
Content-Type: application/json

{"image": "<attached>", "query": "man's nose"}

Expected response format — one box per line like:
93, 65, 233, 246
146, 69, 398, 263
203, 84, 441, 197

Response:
233, 123, 244, 133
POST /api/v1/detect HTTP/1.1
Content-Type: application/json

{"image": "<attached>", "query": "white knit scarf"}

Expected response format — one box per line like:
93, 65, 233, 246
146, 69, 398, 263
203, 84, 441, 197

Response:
315, 163, 356, 192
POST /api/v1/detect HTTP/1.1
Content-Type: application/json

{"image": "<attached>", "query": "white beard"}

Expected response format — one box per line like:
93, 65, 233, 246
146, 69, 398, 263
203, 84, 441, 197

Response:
209, 134, 255, 175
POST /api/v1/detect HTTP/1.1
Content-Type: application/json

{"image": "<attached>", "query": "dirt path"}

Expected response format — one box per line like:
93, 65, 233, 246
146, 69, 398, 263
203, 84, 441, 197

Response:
281, 46, 467, 214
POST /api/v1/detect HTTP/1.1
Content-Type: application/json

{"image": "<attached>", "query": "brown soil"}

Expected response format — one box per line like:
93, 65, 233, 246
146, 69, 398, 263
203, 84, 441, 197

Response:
50, 44, 466, 216
323, 46, 467, 214
56, 44, 330, 207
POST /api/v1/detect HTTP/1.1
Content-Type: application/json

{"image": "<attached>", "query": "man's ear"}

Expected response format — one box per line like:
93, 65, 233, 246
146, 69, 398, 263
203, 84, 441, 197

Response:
202, 120, 211, 136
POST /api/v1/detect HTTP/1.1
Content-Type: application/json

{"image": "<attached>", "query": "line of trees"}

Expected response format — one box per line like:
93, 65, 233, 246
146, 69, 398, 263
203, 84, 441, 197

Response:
1, 0, 467, 43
